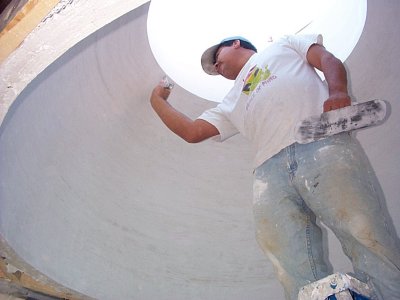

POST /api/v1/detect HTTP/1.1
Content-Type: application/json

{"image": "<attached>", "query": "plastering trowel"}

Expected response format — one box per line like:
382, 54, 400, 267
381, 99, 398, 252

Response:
294, 100, 389, 144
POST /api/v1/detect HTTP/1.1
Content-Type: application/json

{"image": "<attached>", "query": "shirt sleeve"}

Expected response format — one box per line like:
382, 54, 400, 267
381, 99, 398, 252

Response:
284, 34, 324, 62
197, 106, 239, 142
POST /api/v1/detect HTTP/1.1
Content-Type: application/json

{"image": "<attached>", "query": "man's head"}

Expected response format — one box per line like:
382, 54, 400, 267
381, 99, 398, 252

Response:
201, 36, 257, 78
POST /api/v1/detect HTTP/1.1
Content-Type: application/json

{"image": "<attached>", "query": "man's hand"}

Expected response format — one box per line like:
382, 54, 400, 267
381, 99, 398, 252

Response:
149, 81, 219, 143
151, 83, 171, 102
323, 93, 351, 112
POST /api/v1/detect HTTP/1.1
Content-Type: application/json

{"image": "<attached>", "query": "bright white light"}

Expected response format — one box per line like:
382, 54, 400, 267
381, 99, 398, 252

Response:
147, 0, 366, 102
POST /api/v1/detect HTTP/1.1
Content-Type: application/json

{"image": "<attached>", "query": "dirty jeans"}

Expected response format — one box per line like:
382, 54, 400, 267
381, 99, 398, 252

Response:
253, 133, 400, 300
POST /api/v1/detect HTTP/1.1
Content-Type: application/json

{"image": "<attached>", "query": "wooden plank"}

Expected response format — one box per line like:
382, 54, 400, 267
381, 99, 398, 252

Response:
0, 0, 59, 64
0, 0, 28, 32
0, 256, 82, 300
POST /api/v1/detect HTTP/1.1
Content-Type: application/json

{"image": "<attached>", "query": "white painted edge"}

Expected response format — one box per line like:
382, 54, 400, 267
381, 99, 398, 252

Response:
0, 0, 149, 125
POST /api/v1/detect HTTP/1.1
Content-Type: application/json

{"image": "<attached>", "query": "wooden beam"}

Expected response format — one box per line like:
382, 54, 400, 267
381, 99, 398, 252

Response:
0, 0, 59, 64
0, 256, 83, 299
0, 0, 28, 32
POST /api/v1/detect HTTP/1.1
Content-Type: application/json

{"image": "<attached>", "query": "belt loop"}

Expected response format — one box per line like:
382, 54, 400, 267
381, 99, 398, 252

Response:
286, 144, 298, 181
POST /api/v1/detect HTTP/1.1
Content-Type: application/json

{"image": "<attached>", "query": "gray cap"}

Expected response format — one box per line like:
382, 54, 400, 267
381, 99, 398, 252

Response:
201, 36, 255, 75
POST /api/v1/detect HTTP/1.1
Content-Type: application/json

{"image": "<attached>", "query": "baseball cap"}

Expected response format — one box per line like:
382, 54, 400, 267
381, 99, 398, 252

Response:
201, 36, 256, 75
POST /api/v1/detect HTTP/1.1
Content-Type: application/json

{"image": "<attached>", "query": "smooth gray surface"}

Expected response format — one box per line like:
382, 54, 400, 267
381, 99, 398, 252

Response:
0, 1, 399, 299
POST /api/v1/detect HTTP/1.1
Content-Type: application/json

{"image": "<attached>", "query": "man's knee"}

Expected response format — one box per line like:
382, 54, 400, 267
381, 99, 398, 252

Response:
341, 213, 389, 254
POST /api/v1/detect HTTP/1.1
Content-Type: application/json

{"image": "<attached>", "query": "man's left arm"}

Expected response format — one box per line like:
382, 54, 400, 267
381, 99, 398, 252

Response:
306, 44, 351, 112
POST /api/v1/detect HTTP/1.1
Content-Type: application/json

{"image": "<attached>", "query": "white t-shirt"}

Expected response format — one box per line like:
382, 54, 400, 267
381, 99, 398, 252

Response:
198, 34, 328, 168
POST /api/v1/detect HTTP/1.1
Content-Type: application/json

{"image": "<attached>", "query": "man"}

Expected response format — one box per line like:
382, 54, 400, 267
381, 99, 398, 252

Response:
150, 34, 400, 299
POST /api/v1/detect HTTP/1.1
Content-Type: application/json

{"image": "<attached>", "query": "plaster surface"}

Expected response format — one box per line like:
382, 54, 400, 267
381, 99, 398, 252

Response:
0, 1, 399, 299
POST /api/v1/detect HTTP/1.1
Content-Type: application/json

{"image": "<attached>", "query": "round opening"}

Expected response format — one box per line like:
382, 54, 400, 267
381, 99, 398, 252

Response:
147, 0, 367, 102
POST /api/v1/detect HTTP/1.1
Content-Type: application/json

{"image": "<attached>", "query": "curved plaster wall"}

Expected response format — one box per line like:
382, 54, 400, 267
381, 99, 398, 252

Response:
0, 1, 399, 299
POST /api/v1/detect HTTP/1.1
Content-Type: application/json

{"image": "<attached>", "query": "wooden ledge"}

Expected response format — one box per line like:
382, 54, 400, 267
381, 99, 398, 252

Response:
0, 0, 59, 64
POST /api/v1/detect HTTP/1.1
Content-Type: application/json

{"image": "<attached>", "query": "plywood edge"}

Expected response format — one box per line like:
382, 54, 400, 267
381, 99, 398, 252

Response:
0, 0, 59, 64
0, 236, 92, 300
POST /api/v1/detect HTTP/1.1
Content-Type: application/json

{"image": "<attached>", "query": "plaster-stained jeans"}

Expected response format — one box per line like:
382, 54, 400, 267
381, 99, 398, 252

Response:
253, 133, 400, 300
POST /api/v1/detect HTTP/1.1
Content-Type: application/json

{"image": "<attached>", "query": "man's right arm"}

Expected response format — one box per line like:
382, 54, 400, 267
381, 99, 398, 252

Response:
150, 84, 220, 143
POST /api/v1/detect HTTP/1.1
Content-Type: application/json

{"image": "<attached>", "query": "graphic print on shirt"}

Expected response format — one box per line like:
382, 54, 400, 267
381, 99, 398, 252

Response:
243, 65, 277, 110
